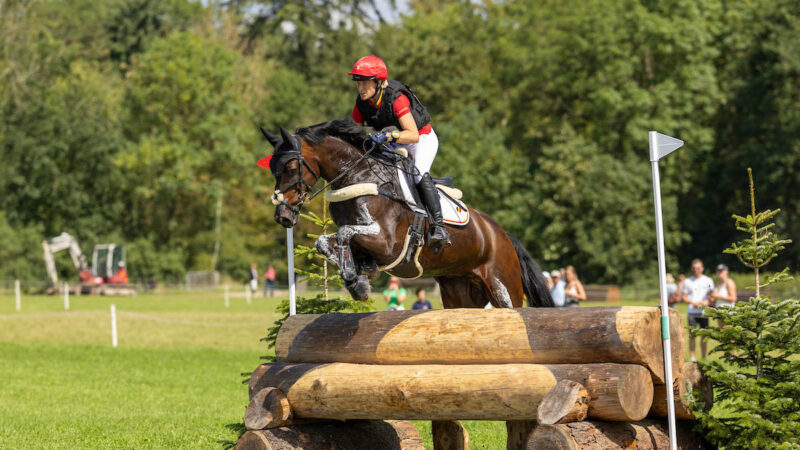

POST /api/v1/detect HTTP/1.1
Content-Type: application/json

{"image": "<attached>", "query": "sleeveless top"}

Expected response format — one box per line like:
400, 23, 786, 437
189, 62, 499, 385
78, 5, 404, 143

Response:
565, 284, 580, 307
355, 80, 431, 131
714, 281, 734, 308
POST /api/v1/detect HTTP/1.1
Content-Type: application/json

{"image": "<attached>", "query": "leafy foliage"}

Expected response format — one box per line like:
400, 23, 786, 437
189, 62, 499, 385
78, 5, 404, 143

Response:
691, 170, 799, 449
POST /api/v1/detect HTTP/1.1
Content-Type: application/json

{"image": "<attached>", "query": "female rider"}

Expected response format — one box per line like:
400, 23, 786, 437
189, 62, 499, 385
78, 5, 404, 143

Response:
348, 55, 450, 253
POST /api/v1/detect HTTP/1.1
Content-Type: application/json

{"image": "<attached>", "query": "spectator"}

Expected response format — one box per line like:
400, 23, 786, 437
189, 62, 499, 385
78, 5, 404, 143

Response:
383, 277, 407, 311
668, 274, 686, 305
709, 264, 737, 308
263, 265, 277, 297
411, 288, 433, 310
682, 259, 714, 361
665, 273, 678, 304
249, 263, 258, 293
544, 271, 554, 291
550, 270, 566, 307
564, 265, 586, 307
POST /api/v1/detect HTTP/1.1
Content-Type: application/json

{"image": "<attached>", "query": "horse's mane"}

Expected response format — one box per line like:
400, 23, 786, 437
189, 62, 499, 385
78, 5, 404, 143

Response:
296, 119, 368, 150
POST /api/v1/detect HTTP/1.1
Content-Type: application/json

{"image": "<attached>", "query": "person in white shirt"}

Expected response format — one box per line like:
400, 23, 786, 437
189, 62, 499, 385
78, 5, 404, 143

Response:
682, 259, 714, 361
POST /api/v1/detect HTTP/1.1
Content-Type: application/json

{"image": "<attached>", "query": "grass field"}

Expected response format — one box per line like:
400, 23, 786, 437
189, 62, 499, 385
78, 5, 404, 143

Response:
0, 289, 708, 449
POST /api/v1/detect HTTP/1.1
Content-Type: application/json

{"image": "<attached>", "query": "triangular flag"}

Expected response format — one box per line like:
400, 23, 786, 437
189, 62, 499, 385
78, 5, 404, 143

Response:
649, 131, 683, 161
257, 155, 272, 170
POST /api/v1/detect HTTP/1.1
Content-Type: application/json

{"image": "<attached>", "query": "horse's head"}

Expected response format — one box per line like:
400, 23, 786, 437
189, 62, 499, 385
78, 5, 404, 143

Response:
258, 127, 320, 228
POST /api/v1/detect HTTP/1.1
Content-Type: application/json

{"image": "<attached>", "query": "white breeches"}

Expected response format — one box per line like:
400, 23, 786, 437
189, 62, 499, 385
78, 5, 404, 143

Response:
392, 129, 438, 183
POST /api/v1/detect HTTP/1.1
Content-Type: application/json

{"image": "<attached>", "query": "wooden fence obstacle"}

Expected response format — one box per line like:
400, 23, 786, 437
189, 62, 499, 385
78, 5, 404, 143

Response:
519, 419, 709, 449
649, 362, 713, 420
235, 420, 423, 450
248, 362, 653, 423
275, 306, 683, 384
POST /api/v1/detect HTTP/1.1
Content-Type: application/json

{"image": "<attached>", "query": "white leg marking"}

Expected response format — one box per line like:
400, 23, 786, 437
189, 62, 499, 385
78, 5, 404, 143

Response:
493, 277, 513, 308
337, 203, 380, 243
315, 234, 338, 265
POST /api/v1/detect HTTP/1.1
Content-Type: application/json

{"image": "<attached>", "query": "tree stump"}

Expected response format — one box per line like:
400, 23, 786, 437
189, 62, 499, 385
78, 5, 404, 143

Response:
432, 420, 469, 450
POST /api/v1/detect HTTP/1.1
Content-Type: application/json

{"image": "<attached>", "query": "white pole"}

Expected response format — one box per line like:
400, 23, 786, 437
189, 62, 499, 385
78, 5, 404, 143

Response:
14, 279, 21, 312
110, 304, 118, 348
64, 282, 70, 311
649, 131, 678, 450
224, 284, 229, 309
245, 283, 252, 305
287, 228, 296, 316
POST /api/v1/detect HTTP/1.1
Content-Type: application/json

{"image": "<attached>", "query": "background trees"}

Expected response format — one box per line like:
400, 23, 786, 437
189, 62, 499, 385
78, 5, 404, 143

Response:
0, 0, 796, 284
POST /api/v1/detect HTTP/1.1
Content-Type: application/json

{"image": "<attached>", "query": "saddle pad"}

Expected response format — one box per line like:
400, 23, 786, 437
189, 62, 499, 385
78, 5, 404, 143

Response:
397, 168, 470, 227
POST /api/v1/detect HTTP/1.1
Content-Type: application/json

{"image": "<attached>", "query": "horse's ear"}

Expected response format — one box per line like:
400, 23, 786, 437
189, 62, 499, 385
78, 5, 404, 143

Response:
259, 126, 281, 147
279, 127, 294, 146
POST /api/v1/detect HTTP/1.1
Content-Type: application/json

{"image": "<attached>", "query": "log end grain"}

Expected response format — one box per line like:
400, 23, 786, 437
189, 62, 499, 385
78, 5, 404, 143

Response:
432, 420, 469, 450
629, 307, 685, 385
244, 387, 292, 430
537, 380, 590, 425
650, 362, 713, 420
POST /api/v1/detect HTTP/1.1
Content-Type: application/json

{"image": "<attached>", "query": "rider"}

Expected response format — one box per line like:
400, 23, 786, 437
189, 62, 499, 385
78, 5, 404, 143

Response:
348, 55, 451, 252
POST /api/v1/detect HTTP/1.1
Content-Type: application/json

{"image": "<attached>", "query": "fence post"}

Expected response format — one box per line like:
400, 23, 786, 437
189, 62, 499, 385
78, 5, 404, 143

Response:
110, 304, 118, 348
15, 279, 21, 312
224, 285, 230, 309
64, 282, 70, 311
245, 284, 252, 305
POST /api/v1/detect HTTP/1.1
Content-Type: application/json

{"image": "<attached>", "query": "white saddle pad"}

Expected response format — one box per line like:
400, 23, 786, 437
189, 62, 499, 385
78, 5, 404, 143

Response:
397, 168, 470, 227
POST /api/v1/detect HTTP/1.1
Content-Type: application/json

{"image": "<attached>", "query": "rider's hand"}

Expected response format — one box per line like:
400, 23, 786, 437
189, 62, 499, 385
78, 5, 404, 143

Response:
370, 132, 389, 145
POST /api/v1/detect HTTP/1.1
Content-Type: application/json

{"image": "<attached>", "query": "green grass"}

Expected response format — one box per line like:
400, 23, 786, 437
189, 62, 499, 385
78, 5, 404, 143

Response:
0, 291, 715, 448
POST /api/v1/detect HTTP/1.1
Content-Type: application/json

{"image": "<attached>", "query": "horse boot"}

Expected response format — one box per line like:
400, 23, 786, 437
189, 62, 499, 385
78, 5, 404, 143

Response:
417, 173, 451, 254
337, 245, 358, 282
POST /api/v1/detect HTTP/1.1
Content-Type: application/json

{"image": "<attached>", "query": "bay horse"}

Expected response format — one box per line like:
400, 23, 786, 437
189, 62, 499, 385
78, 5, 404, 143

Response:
259, 120, 553, 309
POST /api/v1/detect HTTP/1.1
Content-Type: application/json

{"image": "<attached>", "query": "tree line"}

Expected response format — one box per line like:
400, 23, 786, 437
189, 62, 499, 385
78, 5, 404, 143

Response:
1, 0, 798, 285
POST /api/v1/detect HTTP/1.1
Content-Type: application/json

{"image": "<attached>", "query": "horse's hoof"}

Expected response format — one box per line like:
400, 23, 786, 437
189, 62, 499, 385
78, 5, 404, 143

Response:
345, 277, 371, 301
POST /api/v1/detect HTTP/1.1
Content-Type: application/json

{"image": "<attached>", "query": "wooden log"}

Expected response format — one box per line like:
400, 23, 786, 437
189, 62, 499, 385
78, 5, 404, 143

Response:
537, 380, 590, 424
275, 306, 683, 384
249, 362, 653, 422
235, 420, 424, 450
244, 387, 292, 430
650, 362, 713, 420
432, 420, 469, 450
507, 421, 537, 450
521, 420, 709, 450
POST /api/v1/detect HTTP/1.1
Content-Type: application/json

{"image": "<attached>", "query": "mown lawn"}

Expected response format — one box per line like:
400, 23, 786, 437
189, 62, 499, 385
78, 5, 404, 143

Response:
0, 290, 699, 449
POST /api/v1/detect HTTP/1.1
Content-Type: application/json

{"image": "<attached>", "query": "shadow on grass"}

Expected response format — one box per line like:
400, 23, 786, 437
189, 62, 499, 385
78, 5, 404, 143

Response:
219, 422, 246, 449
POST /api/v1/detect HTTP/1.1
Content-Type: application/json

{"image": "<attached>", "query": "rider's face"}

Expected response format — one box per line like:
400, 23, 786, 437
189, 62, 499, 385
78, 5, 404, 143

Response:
356, 80, 378, 101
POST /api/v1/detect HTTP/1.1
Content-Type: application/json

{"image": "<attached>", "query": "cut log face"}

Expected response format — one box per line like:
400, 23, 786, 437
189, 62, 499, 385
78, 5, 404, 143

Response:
432, 420, 469, 450
650, 362, 713, 420
244, 387, 292, 430
537, 380, 590, 425
526, 420, 709, 450
249, 362, 653, 422
274, 306, 683, 384
234, 420, 424, 450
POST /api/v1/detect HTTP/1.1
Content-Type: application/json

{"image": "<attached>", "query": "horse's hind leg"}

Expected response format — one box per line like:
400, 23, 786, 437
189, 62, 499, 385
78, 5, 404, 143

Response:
437, 275, 493, 308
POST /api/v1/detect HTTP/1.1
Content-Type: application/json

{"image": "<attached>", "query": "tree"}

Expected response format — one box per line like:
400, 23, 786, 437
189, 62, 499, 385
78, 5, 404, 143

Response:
691, 169, 798, 449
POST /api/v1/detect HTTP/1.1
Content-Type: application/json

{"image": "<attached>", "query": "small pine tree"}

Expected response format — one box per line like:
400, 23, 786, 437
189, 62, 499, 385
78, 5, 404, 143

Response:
262, 201, 372, 355
691, 169, 800, 449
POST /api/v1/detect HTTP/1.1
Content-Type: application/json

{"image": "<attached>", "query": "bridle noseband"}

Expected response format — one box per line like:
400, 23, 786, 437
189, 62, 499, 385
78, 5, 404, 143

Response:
271, 146, 319, 215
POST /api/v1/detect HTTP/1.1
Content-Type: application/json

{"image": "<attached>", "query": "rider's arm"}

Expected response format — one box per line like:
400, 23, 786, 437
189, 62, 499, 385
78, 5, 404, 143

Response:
390, 95, 420, 144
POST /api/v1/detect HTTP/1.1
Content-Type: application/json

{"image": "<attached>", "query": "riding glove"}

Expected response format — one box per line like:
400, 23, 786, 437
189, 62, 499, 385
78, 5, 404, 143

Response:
370, 132, 389, 145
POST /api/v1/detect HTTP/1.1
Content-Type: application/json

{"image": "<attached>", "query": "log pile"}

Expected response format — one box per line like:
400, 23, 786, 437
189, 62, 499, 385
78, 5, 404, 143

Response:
234, 306, 712, 449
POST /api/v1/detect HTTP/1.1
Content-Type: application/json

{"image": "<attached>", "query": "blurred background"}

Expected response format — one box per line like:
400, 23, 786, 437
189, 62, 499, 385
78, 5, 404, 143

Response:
1, 0, 798, 289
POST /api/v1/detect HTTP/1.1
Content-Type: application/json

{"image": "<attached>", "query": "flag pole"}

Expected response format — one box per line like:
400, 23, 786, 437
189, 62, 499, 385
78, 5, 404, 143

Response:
649, 130, 679, 450
287, 227, 296, 316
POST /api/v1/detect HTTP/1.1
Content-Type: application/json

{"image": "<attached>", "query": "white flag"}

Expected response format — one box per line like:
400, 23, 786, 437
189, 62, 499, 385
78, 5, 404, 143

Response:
649, 131, 683, 161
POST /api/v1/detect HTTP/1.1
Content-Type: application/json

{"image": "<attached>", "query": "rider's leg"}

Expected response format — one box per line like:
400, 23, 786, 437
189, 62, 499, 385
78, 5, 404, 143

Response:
410, 130, 450, 253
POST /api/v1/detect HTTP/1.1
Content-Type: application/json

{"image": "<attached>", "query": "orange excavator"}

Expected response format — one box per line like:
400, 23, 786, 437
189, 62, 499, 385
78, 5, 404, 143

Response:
42, 233, 136, 295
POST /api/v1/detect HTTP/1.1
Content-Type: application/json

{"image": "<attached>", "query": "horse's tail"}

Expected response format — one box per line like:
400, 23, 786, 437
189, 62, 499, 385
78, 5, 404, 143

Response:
506, 233, 554, 307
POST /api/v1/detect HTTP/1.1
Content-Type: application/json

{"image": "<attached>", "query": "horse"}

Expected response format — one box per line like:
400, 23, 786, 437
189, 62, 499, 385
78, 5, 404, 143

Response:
259, 119, 553, 309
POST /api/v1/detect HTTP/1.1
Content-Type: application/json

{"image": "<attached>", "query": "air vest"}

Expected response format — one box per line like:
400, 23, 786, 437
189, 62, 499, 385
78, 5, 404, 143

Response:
355, 80, 431, 131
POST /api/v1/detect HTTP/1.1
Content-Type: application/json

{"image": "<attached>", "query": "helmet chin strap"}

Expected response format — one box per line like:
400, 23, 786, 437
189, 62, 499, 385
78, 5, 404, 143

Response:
370, 79, 383, 104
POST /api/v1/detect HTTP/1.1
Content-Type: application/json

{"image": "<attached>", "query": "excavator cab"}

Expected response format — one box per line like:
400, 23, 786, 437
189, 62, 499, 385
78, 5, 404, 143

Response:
92, 245, 126, 280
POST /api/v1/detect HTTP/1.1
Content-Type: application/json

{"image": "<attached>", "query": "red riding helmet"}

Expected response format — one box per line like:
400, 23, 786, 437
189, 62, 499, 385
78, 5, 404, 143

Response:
349, 55, 388, 81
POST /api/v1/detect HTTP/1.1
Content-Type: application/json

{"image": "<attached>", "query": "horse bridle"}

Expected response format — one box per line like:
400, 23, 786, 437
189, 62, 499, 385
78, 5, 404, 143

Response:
273, 138, 385, 214
271, 149, 319, 215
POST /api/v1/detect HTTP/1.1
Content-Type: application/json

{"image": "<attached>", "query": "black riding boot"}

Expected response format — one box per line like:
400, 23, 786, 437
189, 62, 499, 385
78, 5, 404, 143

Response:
417, 173, 451, 254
